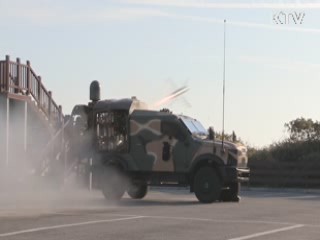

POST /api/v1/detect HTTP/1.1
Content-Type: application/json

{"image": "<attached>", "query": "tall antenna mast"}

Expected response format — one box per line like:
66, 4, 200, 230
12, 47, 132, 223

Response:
222, 19, 226, 149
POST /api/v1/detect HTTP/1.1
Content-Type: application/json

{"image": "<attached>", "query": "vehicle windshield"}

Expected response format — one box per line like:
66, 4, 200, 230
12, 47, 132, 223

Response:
180, 116, 207, 138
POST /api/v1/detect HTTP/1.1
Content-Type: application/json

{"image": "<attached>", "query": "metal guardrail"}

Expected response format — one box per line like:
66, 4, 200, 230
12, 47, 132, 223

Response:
0, 55, 63, 126
249, 161, 320, 188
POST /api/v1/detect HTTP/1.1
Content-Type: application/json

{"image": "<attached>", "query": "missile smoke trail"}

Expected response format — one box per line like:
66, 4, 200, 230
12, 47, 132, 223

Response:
153, 86, 189, 108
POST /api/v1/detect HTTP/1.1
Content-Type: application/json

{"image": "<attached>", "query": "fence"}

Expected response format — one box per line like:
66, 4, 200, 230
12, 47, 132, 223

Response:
0, 55, 63, 126
249, 161, 320, 188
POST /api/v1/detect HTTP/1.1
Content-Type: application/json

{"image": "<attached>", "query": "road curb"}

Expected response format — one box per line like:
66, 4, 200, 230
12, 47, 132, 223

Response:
241, 186, 320, 194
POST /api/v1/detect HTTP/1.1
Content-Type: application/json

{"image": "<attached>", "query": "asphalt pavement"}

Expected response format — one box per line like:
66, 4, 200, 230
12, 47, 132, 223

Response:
1, 186, 320, 240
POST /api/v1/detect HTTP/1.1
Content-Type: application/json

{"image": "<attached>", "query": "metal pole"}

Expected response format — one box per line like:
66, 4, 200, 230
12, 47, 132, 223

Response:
62, 117, 66, 186
222, 19, 226, 149
6, 98, 9, 166
26, 60, 31, 95
5, 55, 10, 92
89, 158, 93, 191
24, 101, 28, 158
16, 58, 21, 93
23, 102, 29, 170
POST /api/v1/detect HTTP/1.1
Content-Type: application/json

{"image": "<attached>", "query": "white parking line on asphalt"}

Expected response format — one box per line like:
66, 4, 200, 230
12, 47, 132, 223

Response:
228, 224, 305, 240
0, 216, 144, 238
108, 213, 299, 226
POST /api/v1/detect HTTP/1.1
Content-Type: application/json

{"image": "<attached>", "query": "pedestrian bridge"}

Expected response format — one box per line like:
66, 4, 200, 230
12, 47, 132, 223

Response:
0, 55, 68, 181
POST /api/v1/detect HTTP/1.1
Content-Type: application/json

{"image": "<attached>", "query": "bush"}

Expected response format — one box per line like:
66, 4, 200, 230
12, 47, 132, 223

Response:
249, 140, 320, 164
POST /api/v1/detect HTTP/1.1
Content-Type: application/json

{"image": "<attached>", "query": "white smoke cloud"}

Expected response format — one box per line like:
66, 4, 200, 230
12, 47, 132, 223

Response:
0, 98, 103, 215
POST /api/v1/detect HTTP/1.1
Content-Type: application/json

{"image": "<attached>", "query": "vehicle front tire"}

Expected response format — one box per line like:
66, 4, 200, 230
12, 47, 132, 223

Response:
101, 167, 126, 201
193, 166, 222, 203
127, 179, 148, 199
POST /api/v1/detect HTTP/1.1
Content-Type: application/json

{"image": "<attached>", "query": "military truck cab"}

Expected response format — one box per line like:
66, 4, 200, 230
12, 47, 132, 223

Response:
70, 81, 249, 203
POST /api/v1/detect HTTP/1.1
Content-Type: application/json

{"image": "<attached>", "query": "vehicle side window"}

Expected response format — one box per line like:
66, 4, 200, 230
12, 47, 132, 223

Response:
161, 120, 186, 141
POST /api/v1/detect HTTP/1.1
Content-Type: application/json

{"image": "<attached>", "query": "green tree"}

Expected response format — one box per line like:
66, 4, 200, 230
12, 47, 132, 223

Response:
285, 117, 320, 142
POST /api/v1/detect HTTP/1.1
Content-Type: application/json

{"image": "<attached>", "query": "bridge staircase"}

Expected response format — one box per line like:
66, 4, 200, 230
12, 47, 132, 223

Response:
0, 55, 77, 185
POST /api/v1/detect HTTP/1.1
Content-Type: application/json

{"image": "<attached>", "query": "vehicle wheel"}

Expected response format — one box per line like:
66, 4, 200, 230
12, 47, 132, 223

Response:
127, 179, 148, 199
101, 167, 126, 201
193, 166, 222, 203
220, 182, 240, 202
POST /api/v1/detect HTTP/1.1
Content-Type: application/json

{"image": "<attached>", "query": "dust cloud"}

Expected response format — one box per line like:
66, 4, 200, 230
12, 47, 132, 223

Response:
0, 104, 106, 216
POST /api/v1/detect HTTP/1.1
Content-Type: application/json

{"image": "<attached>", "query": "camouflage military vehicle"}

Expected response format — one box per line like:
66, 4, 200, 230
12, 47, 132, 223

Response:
70, 81, 249, 203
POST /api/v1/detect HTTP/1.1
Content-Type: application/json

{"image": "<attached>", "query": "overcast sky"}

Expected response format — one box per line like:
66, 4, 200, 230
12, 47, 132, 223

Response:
1, 0, 320, 147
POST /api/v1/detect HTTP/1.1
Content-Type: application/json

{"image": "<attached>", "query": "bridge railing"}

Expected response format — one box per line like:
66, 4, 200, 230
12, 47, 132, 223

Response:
0, 55, 63, 127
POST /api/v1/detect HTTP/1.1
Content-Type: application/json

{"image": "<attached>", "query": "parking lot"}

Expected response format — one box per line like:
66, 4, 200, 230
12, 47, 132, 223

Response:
0, 187, 320, 240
